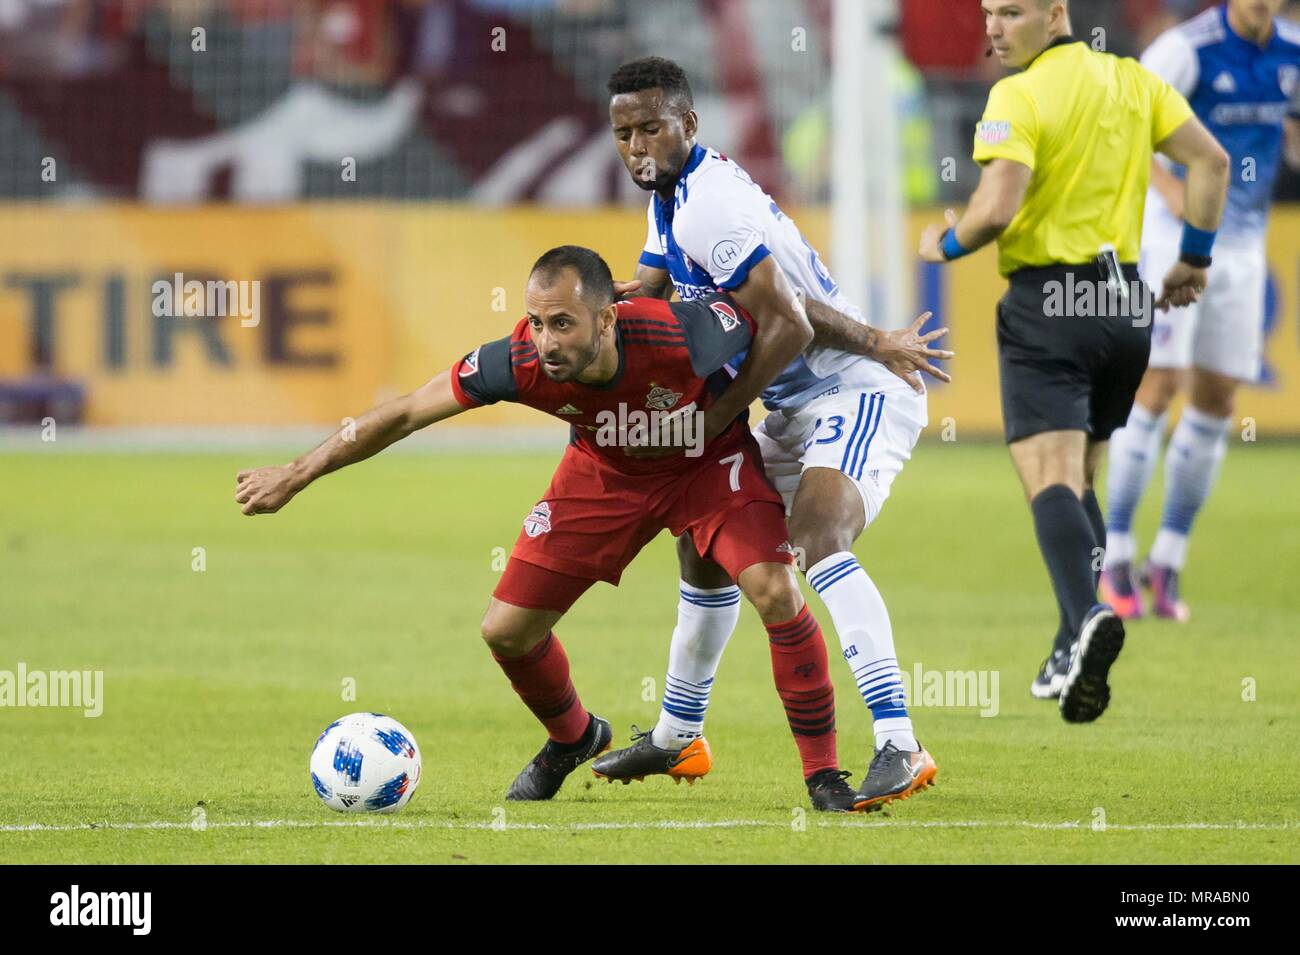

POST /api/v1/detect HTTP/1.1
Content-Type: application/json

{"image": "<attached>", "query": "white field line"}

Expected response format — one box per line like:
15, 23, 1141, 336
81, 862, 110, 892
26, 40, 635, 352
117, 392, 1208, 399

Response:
1, 818, 1294, 834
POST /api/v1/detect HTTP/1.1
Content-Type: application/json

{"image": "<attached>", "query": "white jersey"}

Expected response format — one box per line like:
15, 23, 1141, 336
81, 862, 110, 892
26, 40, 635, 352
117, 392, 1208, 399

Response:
639, 144, 908, 410
1139, 7, 1300, 245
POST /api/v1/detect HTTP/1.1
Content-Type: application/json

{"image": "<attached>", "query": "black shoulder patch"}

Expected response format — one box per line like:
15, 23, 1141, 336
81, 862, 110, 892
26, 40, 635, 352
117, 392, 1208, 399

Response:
458, 335, 518, 404
670, 295, 754, 377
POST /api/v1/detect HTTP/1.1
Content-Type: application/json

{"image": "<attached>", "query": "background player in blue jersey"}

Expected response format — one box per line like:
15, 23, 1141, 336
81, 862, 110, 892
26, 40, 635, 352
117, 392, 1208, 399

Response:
592, 57, 952, 810
1103, 0, 1300, 622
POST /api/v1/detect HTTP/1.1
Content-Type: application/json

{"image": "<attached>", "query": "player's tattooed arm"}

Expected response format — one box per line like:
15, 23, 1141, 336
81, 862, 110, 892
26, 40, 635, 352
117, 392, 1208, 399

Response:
615, 263, 673, 301
804, 297, 952, 393
235, 371, 466, 515
638, 264, 674, 299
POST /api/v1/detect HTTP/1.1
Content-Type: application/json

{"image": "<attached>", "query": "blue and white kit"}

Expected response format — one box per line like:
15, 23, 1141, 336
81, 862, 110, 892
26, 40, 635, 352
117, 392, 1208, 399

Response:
1140, 4, 1300, 381
640, 143, 927, 524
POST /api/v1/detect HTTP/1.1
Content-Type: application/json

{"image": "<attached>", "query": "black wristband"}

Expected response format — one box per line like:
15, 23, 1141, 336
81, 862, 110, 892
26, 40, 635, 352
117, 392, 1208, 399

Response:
1179, 252, 1212, 269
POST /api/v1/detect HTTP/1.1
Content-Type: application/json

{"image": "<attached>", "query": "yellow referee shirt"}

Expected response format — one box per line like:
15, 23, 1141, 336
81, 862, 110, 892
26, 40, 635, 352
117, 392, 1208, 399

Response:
973, 38, 1193, 277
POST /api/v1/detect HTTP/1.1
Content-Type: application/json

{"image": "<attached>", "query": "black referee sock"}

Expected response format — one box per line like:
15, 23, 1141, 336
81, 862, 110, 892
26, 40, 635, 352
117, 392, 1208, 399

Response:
1050, 607, 1072, 657
1031, 484, 1099, 641
1081, 489, 1106, 589
1050, 490, 1106, 655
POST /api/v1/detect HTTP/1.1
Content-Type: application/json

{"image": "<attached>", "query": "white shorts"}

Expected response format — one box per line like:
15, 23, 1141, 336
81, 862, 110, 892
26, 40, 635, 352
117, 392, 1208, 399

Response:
751, 384, 927, 527
1140, 231, 1266, 381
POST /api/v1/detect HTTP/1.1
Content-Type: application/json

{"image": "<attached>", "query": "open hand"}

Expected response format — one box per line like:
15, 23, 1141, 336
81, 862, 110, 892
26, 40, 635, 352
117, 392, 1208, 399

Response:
870, 312, 954, 393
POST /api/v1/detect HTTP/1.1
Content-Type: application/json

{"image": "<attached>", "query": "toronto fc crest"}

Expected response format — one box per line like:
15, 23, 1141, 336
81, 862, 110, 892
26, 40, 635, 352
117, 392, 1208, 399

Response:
645, 382, 683, 411
523, 501, 553, 537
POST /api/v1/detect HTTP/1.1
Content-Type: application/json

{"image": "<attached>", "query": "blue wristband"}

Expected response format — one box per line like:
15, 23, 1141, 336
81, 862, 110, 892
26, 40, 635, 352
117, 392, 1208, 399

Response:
941, 228, 971, 261
1180, 223, 1217, 260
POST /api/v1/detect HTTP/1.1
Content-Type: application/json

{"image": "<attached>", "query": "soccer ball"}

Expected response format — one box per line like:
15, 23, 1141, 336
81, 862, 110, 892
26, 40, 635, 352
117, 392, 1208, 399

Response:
309, 712, 422, 813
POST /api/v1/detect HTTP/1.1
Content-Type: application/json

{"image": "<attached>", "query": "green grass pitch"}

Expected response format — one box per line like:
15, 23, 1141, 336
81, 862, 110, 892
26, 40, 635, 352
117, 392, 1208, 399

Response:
1, 440, 1296, 863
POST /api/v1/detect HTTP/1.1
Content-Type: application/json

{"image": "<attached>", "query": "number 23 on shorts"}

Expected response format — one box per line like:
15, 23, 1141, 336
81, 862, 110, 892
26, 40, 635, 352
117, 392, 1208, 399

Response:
802, 415, 846, 451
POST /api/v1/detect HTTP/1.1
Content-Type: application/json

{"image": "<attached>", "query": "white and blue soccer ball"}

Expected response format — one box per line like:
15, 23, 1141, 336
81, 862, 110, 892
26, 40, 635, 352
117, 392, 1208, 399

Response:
309, 712, 422, 813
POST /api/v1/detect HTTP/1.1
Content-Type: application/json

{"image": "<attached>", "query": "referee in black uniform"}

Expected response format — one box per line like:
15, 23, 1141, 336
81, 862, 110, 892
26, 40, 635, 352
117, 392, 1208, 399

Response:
920, 0, 1229, 722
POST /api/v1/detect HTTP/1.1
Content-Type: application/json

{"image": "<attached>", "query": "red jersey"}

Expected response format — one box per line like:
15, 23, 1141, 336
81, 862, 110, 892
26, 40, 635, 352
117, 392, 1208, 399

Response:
449, 294, 756, 475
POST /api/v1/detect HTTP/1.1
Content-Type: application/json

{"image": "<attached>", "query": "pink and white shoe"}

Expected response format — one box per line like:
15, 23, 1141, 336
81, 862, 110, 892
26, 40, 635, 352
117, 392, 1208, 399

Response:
1141, 561, 1190, 623
1099, 563, 1144, 620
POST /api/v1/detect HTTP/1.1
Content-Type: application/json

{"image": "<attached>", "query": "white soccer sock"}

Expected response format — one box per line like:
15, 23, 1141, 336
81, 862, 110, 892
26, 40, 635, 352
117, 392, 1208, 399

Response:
1104, 402, 1167, 568
651, 580, 741, 750
1151, 406, 1231, 571
806, 551, 918, 753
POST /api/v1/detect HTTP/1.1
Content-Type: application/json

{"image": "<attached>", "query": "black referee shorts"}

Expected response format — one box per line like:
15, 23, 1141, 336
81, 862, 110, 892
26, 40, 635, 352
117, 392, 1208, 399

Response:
996, 263, 1153, 445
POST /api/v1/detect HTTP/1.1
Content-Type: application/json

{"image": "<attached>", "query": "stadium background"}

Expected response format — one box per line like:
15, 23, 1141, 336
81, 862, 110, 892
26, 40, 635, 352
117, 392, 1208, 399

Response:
2, 0, 1298, 868
3, 0, 1300, 436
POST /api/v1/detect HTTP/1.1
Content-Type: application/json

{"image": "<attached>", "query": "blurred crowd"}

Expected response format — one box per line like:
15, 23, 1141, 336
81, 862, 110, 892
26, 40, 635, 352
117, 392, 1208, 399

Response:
1, 0, 1297, 203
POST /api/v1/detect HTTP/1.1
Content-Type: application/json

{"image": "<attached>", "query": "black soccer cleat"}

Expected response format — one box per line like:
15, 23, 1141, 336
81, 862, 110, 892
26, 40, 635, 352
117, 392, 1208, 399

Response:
806, 769, 863, 813
855, 742, 938, 812
1059, 604, 1125, 724
591, 726, 712, 785
505, 714, 613, 801
1030, 645, 1072, 700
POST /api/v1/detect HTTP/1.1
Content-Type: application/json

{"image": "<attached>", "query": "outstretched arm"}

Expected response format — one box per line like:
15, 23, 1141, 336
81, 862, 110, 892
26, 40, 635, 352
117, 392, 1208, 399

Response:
235, 370, 466, 515
804, 297, 952, 392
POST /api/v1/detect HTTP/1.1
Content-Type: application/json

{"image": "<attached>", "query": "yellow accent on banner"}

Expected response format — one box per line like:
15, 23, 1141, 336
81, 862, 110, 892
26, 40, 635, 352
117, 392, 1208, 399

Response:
2, 204, 1299, 435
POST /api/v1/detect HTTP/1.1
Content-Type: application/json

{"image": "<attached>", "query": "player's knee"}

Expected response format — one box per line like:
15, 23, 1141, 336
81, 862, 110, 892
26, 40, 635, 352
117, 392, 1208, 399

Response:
789, 526, 855, 571
1190, 379, 1236, 419
479, 609, 533, 657
740, 564, 803, 623
1138, 370, 1179, 416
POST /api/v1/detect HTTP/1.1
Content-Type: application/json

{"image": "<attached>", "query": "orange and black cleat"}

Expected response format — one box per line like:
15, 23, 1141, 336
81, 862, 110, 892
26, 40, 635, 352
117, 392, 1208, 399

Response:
591, 726, 712, 785
854, 742, 938, 812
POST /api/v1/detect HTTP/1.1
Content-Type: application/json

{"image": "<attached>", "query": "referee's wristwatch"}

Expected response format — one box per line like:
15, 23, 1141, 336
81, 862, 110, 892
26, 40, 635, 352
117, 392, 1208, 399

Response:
1179, 252, 1212, 269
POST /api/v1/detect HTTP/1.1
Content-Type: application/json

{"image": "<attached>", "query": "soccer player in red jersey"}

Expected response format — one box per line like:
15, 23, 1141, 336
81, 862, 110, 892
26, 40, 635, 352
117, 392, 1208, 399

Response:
235, 245, 868, 811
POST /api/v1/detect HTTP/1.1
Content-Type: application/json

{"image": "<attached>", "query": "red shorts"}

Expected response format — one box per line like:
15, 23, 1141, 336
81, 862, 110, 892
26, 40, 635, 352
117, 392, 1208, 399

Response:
494, 431, 793, 608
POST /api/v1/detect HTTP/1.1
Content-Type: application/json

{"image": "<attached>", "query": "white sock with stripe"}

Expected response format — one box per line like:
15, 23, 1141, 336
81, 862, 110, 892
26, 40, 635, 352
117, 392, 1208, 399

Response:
651, 580, 741, 750
1151, 406, 1231, 571
1104, 403, 1167, 567
806, 551, 917, 752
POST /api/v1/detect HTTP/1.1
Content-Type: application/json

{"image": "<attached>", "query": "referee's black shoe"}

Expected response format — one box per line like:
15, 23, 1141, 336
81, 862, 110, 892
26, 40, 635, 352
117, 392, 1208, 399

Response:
506, 714, 612, 801
1059, 605, 1125, 723
1030, 645, 1071, 700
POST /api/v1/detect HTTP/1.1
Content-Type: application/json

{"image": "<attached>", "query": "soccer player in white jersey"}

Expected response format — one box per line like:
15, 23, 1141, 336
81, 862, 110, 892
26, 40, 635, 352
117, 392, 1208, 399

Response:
591, 57, 951, 809
1102, 0, 1300, 622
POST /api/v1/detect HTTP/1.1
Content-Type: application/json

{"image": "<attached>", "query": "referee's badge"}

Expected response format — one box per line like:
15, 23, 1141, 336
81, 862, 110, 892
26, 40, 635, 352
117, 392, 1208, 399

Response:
977, 120, 1011, 145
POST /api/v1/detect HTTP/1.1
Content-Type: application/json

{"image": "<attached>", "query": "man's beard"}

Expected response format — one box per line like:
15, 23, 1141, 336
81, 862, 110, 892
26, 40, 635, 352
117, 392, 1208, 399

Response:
631, 155, 684, 193
542, 334, 601, 382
